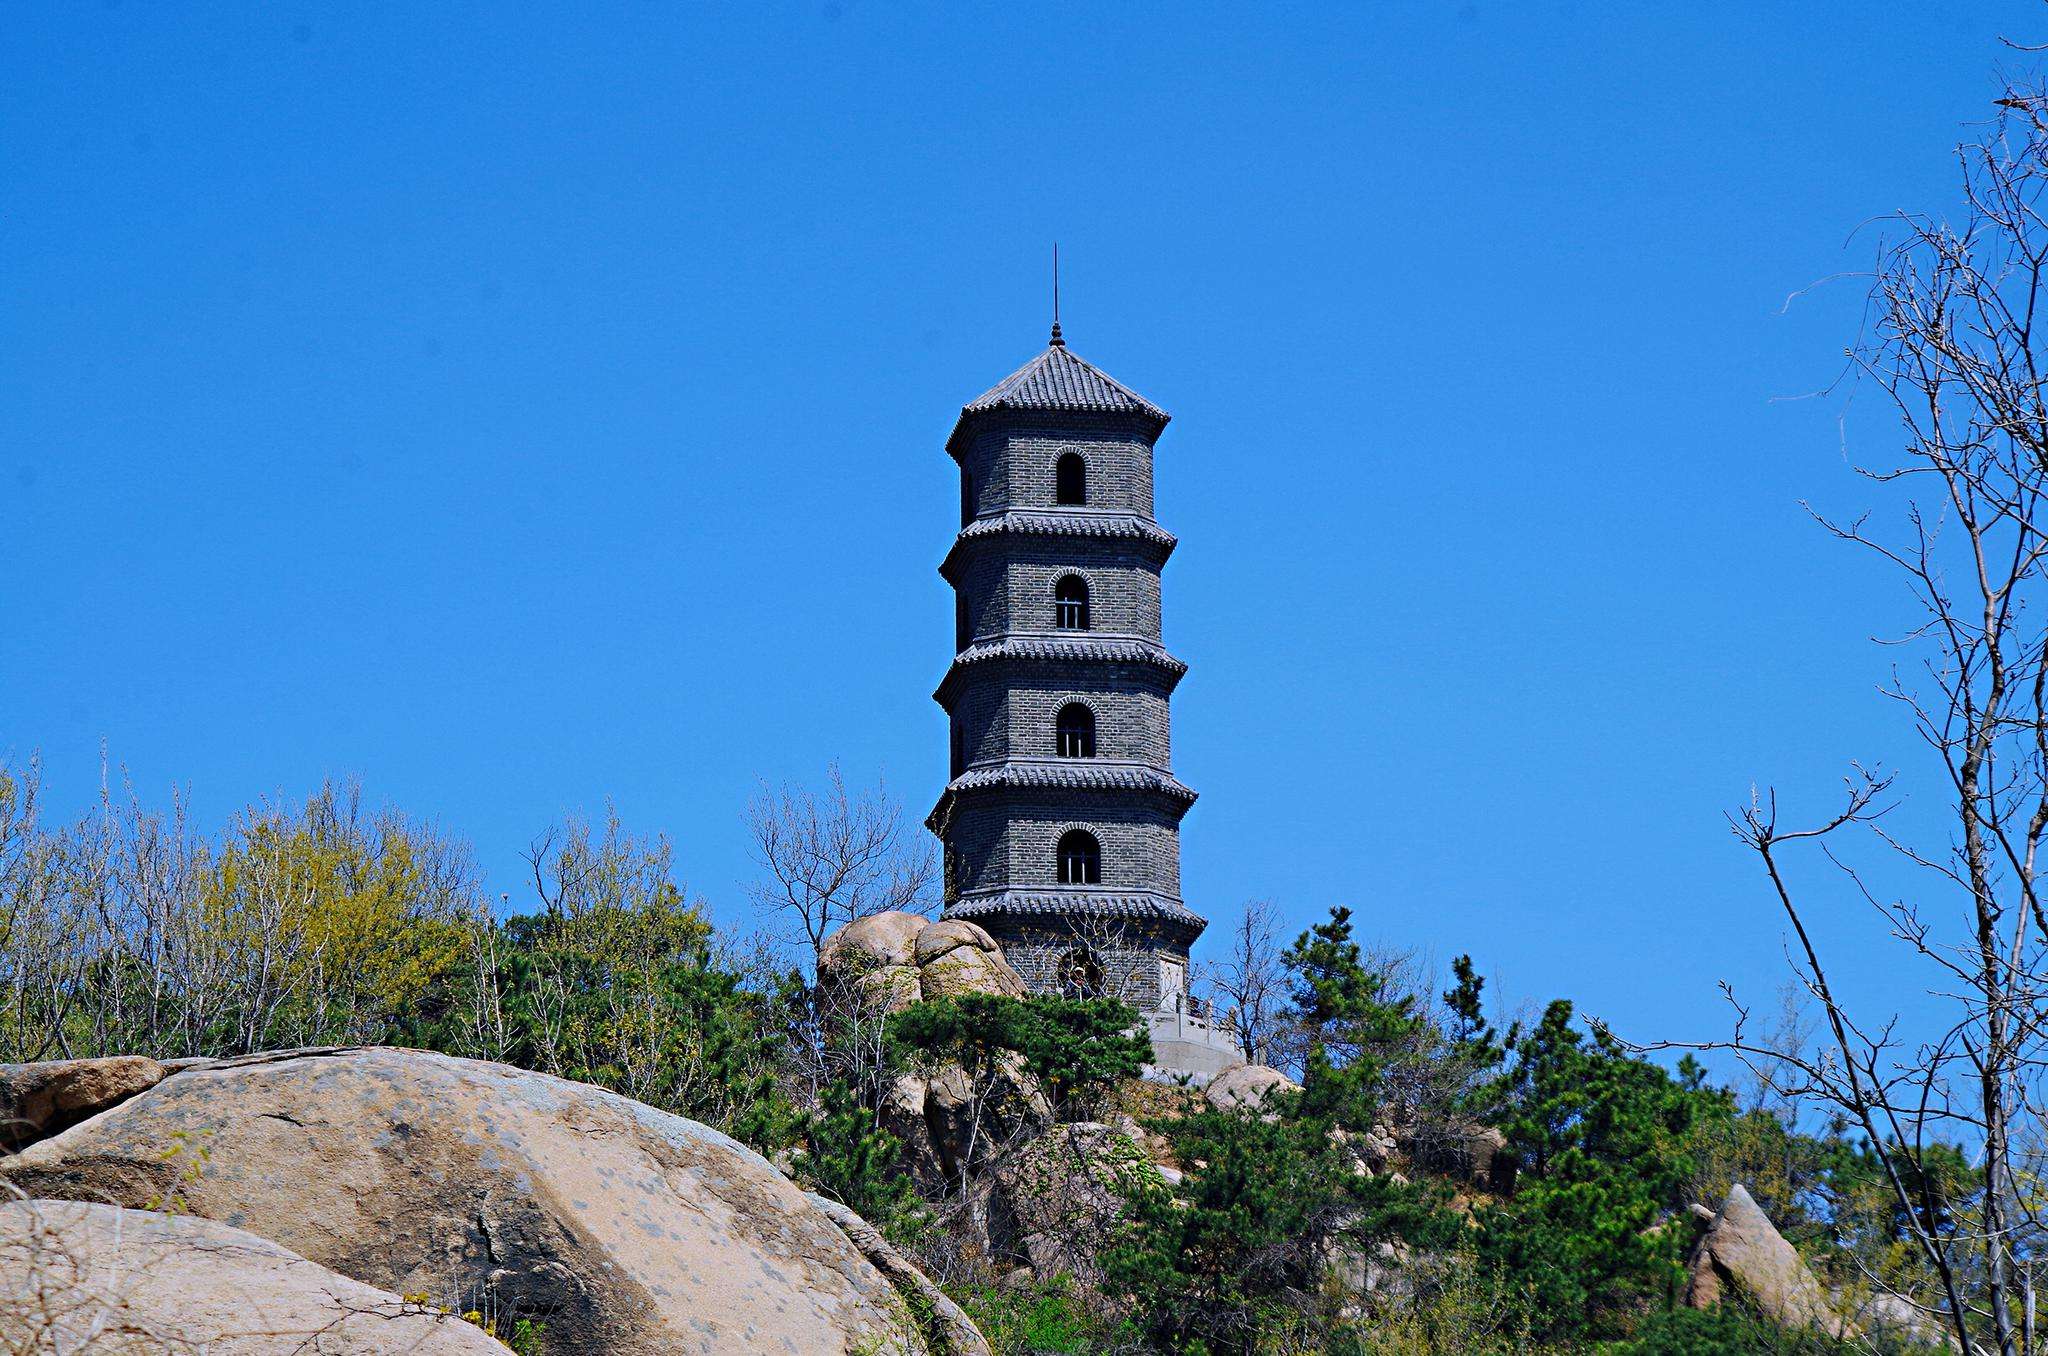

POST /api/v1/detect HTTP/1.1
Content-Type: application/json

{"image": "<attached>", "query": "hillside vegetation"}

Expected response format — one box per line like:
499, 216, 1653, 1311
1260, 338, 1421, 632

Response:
0, 760, 1963, 1353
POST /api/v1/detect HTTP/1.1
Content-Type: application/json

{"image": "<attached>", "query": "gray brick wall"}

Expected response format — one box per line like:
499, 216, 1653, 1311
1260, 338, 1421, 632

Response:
957, 418, 1157, 520
945, 792, 1183, 897
1001, 681, 1171, 764
986, 917, 1192, 1011
948, 535, 1166, 644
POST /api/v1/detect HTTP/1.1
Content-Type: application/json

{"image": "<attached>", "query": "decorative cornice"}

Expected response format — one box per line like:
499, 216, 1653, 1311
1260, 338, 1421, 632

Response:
934, 634, 1188, 706
939, 510, 1176, 580
926, 760, 1197, 831
945, 888, 1207, 935
944, 760, 1195, 801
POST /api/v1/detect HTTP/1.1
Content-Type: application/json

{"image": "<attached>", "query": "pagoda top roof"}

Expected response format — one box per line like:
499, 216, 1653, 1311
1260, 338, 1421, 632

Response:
949, 336, 1169, 452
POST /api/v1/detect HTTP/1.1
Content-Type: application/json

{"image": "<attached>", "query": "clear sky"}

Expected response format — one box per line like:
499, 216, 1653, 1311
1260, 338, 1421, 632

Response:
4, 4, 2039, 1056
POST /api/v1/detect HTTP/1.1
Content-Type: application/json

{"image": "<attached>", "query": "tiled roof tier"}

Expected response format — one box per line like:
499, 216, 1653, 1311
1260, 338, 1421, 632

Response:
926, 761, 1197, 831
940, 510, 1176, 580
959, 510, 1176, 548
946, 889, 1206, 933
963, 344, 1169, 420
948, 344, 1169, 454
943, 761, 1195, 802
934, 635, 1188, 706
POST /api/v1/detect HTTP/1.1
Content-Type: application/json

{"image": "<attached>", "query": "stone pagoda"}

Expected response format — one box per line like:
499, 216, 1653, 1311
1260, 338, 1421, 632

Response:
929, 322, 1235, 1072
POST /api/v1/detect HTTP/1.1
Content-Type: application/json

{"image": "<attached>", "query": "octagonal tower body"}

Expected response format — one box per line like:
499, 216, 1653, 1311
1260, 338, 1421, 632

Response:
930, 330, 1205, 1014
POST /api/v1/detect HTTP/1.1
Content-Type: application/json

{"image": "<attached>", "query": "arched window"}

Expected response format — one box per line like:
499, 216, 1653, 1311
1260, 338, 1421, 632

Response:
1054, 575, 1090, 630
1055, 702, 1096, 758
1057, 829, 1101, 885
1055, 452, 1087, 506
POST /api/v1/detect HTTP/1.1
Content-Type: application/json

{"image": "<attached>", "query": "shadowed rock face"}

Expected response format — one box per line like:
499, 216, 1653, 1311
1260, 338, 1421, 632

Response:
0, 1056, 166, 1152
996, 1122, 1156, 1291
0, 1199, 505, 1354
1685, 1183, 1847, 1338
0, 1048, 934, 1356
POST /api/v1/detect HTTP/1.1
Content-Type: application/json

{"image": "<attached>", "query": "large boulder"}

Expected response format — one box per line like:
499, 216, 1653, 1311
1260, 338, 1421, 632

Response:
0, 1056, 165, 1152
0, 1047, 961, 1356
0, 1199, 503, 1353
820, 911, 931, 1015
913, 920, 1027, 1001
827, 910, 929, 970
1685, 1183, 1849, 1337
1204, 1063, 1299, 1113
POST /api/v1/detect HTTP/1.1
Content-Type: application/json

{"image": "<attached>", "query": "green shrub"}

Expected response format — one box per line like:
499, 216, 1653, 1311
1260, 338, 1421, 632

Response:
952, 1277, 1143, 1356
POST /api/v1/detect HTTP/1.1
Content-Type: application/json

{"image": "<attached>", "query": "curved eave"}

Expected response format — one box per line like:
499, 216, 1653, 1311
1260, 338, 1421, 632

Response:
925, 760, 1198, 831
939, 511, 1177, 581
944, 889, 1207, 939
933, 636, 1188, 707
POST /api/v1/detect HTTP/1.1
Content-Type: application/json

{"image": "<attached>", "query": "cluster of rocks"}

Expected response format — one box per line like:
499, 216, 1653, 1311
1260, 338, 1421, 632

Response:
820, 911, 1523, 1293
0, 1048, 986, 1355
822, 912, 1051, 1191
0, 918, 1932, 1353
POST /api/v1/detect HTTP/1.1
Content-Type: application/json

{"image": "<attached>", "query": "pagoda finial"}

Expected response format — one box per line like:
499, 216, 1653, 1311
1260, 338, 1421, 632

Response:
1049, 242, 1064, 347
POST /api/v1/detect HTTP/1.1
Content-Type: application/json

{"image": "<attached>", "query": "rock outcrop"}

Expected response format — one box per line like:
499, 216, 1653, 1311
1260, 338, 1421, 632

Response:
824, 913, 1051, 1189
1685, 1183, 1849, 1337
0, 1047, 962, 1355
0, 1199, 504, 1354
808, 1194, 991, 1356
995, 1122, 1159, 1290
822, 911, 1027, 1012
821, 910, 930, 1012
0, 1056, 166, 1152
1204, 1062, 1299, 1113
913, 920, 1028, 1001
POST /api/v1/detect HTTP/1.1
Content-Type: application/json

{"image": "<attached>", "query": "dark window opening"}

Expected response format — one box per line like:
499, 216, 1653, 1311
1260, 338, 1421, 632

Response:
1054, 575, 1090, 631
1058, 947, 1105, 998
1055, 703, 1096, 758
1055, 452, 1087, 506
1057, 829, 1101, 885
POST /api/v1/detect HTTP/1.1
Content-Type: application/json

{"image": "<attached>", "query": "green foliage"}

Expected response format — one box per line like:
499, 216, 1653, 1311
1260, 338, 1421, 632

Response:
1282, 906, 1426, 1128
793, 1077, 929, 1247
1104, 1102, 1455, 1354
1102, 907, 1461, 1354
953, 1277, 1143, 1356
1443, 953, 1509, 1074
1476, 1000, 1725, 1344
1348, 1247, 1558, 1355
412, 890, 798, 1152
1600, 1303, 1847, 1355
888, 992, 1151, 1116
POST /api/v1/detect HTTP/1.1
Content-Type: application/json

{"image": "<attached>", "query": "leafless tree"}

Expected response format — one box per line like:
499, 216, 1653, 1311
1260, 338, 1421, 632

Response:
1211, 898, 1287, 1064
1655, 79, 2048, 1354
745, 764, 936, 974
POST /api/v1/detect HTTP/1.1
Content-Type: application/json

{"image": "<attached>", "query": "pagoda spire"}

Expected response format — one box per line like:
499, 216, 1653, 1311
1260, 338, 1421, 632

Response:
1049, 242, 1064, 347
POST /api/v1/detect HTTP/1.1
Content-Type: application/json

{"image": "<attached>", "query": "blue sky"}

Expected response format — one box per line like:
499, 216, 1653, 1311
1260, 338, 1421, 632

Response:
3, 4, 2039, 1054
